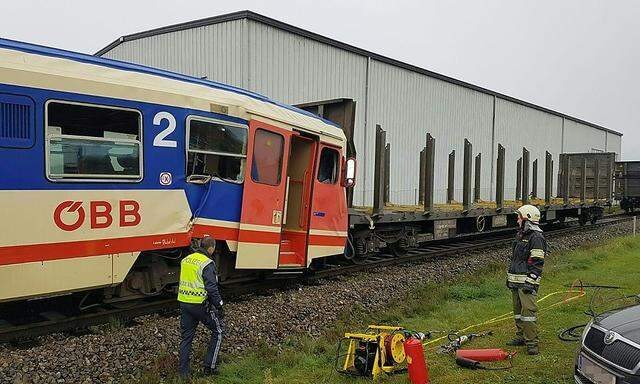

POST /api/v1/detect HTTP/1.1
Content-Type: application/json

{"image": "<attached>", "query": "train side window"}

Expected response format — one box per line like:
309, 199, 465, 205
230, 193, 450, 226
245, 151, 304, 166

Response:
251, 129, 284, 186
46, 101, 142, 181
317, 147, 339, 184
186, 117, 248, 183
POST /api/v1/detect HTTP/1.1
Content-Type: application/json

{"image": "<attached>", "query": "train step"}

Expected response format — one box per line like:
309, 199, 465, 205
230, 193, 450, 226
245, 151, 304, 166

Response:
271, 269, 305, 278
279, 250, 304, 265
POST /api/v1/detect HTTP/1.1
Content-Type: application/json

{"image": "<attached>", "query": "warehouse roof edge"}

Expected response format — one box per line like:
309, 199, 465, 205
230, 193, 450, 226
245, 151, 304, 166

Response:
95, 9, 622, 137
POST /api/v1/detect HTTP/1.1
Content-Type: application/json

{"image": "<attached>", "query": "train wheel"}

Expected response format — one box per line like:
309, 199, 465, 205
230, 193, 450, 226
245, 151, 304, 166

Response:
579, 214, 588, 226
351, 237, 370, 264
389, 242, 408, 257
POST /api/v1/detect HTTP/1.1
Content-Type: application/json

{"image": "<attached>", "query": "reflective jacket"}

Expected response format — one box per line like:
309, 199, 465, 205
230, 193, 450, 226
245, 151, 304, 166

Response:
507, 222, 547, 291
177, 252, 223, 307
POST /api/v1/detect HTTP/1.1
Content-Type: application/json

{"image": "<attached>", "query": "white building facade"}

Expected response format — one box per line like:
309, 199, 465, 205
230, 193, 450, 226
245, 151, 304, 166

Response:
98, 11, 622, 206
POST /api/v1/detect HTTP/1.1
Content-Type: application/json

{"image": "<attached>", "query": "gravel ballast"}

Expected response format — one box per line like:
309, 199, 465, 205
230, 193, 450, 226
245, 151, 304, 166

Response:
0, 221, 635, 383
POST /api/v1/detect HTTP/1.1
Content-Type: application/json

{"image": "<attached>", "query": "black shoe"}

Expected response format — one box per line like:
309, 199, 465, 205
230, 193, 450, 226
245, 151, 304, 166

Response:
527, 344, 539, 355
506, 338, 525, 346
203, 367, 218, 376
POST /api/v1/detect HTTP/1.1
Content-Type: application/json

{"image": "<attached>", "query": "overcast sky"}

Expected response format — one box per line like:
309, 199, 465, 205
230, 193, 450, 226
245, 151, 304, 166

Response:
2, 0, 638, 159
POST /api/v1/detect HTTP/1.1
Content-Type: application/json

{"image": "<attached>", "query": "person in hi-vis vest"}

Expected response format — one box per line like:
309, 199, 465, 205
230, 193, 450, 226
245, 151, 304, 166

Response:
177, 236, 224, 377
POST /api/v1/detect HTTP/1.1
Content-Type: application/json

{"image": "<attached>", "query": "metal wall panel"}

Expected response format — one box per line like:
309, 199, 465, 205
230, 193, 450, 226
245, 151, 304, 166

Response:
245, 21, 370, 204
367, 60, 494, 205
562, 119, 606, 153
102, 19, 248, 89
494, 98, 563, 200
248, 21, 368, 205
606, 132, 622, 159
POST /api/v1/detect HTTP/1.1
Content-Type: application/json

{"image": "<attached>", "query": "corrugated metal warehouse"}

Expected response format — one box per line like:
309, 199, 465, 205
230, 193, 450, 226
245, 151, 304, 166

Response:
97, 10, 623, 206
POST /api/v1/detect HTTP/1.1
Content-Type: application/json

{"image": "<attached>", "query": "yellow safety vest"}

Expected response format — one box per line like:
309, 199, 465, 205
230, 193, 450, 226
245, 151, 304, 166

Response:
177, 252, 212, 304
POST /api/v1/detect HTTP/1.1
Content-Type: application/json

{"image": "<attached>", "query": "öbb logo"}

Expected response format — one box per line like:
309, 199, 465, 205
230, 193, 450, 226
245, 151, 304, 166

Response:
53, 200, 141, 231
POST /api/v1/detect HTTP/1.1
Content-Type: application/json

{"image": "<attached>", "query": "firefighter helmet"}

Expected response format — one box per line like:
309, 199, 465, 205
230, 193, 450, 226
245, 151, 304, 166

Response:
516, 205, 541, 224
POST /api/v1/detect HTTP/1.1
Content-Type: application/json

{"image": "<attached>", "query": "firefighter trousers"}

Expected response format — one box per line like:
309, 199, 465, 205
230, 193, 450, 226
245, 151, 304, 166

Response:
179, 302, 224, 376
511, 288, 538, 346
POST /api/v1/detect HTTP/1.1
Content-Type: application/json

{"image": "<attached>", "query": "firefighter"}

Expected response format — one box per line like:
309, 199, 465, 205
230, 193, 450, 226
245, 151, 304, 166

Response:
178, 236, 224, 378
506, 204, 546, 355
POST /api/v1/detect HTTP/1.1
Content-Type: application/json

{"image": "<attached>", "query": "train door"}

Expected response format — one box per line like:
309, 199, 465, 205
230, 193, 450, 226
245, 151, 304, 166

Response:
235, 120, 290, 269
306, 144, 349, 265
279, 134, 317, 268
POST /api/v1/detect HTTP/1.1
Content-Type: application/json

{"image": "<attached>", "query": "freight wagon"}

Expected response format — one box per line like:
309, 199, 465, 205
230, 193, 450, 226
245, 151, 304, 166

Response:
615, 161, 640, 213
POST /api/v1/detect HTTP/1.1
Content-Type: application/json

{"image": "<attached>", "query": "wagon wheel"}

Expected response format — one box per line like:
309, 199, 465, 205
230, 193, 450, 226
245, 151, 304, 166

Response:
349, 236, 370, 264
389, 241, 408, 257
578, 214, 588, 226
476, 216, 486, 232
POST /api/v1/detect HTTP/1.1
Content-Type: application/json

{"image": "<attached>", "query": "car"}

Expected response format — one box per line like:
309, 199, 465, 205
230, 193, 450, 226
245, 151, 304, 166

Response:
575, 304, 640, 383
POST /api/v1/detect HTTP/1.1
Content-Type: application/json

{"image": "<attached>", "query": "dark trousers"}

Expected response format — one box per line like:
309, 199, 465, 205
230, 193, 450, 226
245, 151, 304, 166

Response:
179, 302, 224, 376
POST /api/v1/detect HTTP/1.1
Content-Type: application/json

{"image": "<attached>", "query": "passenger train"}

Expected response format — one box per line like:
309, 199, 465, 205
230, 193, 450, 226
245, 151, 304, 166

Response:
0, 39, 355, 304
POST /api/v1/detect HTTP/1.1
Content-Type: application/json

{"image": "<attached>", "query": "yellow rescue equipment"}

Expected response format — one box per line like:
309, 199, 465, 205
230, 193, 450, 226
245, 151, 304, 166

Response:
336, 325, 408, 379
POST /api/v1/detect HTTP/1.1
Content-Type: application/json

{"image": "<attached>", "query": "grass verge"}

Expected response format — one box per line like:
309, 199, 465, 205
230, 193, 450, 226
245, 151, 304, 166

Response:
141, 235, 640, 384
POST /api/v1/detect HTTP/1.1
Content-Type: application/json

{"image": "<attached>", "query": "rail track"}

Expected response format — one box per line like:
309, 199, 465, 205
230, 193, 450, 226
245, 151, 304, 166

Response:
0, 214, 633, 344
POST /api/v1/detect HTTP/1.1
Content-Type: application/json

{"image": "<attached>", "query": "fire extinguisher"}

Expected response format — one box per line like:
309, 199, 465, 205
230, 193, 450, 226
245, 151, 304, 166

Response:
404, 338, 429, 384
455, 349, 515, 371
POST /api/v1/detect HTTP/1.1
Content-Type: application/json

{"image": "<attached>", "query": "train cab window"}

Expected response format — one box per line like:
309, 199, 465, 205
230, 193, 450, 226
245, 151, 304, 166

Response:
46, 101, 142, 181
317, 147, 339, 184
187, 118, 248, 183
251, 129, 284, 185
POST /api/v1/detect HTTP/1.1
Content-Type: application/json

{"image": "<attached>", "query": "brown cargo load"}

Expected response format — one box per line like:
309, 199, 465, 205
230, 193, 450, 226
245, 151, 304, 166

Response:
557, 152, 615, 202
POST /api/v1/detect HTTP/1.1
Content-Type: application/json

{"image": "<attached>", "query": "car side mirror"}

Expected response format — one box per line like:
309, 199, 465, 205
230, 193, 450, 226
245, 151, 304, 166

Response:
186, 174, 212, 185
343, 157, 356, 188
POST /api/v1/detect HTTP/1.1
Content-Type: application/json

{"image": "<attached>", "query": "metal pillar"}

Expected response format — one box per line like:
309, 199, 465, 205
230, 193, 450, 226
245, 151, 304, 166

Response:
516, 158, 522, 201
607, 158, 613, 205
580, 157, 587, 204
496, 144, 505, 210
563, 155, 571, 206
418, 148, 426, 205
532, 159, 538, 199
551, 159, 554, 200
474, 153, 482, 203
463, 139, 472, 212
447, 150, 455, 204
373, 125, 386, 214
424, 133, 435, 213
545, 151, 552, 206
522, 147, 530, 205
384, 143, 390, 204
594, 157, 600, 202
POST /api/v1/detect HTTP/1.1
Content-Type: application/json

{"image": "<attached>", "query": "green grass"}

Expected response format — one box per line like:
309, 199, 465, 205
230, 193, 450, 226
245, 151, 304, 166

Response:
140, 235, 640, 384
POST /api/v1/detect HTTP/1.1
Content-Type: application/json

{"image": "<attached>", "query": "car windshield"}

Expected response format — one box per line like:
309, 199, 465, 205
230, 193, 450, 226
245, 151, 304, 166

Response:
588, 290, 639, 322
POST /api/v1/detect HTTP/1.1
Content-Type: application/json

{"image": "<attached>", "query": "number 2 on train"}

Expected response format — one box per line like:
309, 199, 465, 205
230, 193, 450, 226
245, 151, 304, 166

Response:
153, 111, 177, 148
